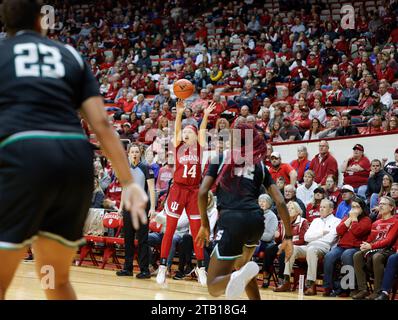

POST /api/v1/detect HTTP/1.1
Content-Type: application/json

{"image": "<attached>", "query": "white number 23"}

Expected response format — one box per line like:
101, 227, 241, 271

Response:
14, 43, 65, 78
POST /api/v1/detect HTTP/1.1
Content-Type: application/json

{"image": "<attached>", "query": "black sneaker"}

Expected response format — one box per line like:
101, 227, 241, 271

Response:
173, 271, 185, 280
116, 269, 133, 276
136, 271, 151, 279
184, 266, 194, 277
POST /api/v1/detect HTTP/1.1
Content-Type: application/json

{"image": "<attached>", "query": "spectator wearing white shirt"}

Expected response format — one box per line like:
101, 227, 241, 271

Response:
296, 170, 318, 206
379, 83, 394, 110
233, 59, 250, 79
274, 199, 340, 295
195, 48, 211, 66
309, 98, 327, 126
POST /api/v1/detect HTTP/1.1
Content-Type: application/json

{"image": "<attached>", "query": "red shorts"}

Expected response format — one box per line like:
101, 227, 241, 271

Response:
165, 183, 200, 219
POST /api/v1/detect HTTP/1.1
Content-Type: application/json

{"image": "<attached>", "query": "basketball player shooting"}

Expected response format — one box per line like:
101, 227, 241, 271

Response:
196, 124, 294, 300
156, 98, 215, 286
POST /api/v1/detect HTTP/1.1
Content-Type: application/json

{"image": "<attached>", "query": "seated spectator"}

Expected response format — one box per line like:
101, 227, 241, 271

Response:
306, 187, 326, 223
269, 120, 283, 142
335, 185, 355, 219
309, 140, 338, 186
223, 69, 244, 92
294, 106, 311, 136
335, 114, 360, 137
290, 59, 310, 86
375, 60, 395, 84
341, 78, 360, 106
366, 159, 387, 210
352, 196, 398, 300
357, 87, 375, 111
383, 148, 398, 183
303, 118, 323, 141
118, 123, 134, 141
209, 65, 223, 84
374, 237, 398, 300
342, 144, 371, 198
379, 82, 394, 111
324, 174, 342, 210
254, 194, 279, 289
322, 197, 372, 297
155, 153, 174, 197
91, 178, 105, 208
360, 93, 388, 123
364, 114, 385, 134
181, 107, 199, 128
133, 94, 151, 118
290, 145, 310, 184
191, 89, 209, 114
274, 201, 309, 284
269, 151, 297, 186
232, 80, 257, 109
386, 115, 398, 132
233, 59, 250, 79
325, 80, 343, 106
318, 116, 340, 139
283, 184, 306, 216
296, 170, 318, 207
370, 174, 394, 220
279, 117, 302, 141
138, 119, 156, 145
274, 199, 340, 295
308, 98, 327, 126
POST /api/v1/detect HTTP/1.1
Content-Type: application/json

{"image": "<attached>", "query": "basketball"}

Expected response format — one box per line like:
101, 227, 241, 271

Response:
173, 79, 195, 100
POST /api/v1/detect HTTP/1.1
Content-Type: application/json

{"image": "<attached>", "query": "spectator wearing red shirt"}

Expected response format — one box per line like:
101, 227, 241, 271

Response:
290, 145, 310, 183
342, 144, 371, 197
105, 178, 122, 208
305, 187, 326, 223
353, 196, 398, 300
118, 92, 136, 113
156, 154, 174, 196
223, 69, 244, 92
295, 106, 311, 136
375, 60, 395, 84
138, 119, 156, 145
364, 114, 385, 134
322, 197, 372, 297
290, 59, 310, 84
309, 140, 338, 186
325, 174, 342, 210
269, 152, 297, 186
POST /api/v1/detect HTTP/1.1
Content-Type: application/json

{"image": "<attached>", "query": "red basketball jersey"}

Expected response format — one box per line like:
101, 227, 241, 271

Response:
173, 142, 202, 186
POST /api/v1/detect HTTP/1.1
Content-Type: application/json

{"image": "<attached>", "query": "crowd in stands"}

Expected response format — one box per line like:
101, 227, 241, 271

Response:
8, 0, 398, 299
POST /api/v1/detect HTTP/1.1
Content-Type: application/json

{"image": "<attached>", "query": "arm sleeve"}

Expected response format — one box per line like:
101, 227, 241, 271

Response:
350, 217, 372, 238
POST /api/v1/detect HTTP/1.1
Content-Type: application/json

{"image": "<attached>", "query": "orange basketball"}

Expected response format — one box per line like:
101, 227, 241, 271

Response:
173, 79, 195, 99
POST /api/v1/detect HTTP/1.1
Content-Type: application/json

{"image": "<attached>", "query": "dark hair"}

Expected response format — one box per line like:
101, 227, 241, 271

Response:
216, 124, 267, 191
1, 0, 42, 33
351, 196, 369, 217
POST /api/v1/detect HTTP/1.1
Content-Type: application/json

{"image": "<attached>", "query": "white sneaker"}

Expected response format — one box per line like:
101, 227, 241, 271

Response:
156, 265, 167, 285
195, 267, 207, 287
225, 261, 259, 299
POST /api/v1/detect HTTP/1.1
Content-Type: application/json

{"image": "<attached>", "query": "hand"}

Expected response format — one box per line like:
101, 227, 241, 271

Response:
360, 242, 371, 251
176, 98, 185, 114
121, 182, 149, 230
278, 239, 293, 263
203, 101, 216, 116
195, 225, 210, 248
148, 209, 156, 220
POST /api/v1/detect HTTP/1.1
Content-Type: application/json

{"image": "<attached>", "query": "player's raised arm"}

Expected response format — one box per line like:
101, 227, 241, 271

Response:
80, 96, 148, 229
198, 101, 216, 147
173, 98, 185, 147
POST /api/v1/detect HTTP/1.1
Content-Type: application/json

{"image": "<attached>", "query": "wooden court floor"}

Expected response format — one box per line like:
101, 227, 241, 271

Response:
7, 261, 343, 300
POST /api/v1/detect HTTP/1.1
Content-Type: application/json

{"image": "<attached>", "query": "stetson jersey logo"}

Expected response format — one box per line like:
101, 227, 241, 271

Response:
170, 201, 179, 212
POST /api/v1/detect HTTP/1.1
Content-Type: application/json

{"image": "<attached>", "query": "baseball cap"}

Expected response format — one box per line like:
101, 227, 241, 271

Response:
123, 122, 131, 128
314, 187, 325, 194
270, 151, 281, 159
353, 144, 364, 152
341, 185, 354, 193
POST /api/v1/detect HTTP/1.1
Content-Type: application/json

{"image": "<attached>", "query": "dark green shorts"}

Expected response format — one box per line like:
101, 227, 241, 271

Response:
0, 131, 94, 249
